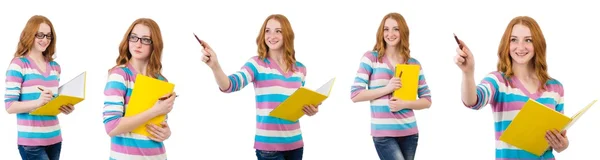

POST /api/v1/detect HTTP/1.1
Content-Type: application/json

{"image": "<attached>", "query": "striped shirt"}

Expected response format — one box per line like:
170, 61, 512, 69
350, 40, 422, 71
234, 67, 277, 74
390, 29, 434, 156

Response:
350, 51, 432, 137
468, 71, 564, 160
103, 63, 167, 160
4, 56, 62, 146
221, 56, 307, 151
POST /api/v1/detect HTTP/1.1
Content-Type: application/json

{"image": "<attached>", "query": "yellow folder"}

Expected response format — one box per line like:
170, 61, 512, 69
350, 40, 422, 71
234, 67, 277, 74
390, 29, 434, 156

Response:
30, 72, 87, 116
269, 77, 336, 122
392, 64, 420, 101
124, 74, 175, 137
499, 99, 598, 156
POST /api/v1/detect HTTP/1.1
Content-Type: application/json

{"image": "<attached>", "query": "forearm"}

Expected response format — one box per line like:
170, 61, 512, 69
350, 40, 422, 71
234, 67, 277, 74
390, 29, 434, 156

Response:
6, 101, 40, 114
108, 109, 161, 136
352, 87, 392, 103
461, 72, 478, 106
405, 98, 432, 110
211, 66, 231, 91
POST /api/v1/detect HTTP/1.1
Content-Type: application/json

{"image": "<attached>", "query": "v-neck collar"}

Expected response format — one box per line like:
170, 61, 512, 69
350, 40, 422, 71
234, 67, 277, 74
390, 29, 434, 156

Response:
382, 55, 405, 72
126, 62, 140, 77
267, 57, 293, 78
26, 56, 51, 77
511, 76, 543, 100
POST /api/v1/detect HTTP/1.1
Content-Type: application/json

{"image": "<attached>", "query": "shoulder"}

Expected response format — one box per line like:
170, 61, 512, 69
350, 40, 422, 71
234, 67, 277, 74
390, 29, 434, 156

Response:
294, 60, 307, 75
545, 78, 564, 94
482, 71, 509, 85
8, 56, 28, 67
49, 61, 61, 72
108, 65, 131, 79
361, 50, 378, 62
407, 57, 422, 65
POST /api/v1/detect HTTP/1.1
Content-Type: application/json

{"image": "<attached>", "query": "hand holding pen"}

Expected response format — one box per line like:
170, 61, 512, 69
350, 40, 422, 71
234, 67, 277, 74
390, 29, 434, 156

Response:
453, 33, 475, 74
153, 92, 177, 115
386, 70, 403, 93
36, 87, 54, 108
195, 33, 220, 70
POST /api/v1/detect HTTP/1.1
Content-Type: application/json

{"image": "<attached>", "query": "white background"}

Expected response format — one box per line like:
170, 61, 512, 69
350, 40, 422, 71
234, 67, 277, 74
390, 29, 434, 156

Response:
1, 0, 599, 159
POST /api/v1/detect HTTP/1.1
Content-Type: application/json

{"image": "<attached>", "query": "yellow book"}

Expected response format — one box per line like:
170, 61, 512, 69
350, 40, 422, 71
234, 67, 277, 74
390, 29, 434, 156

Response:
30, 72, 87, 116
392, 64, 420, 101
499, 99, 598, 156
269, 77, 336, 122
125, 74, 175, 137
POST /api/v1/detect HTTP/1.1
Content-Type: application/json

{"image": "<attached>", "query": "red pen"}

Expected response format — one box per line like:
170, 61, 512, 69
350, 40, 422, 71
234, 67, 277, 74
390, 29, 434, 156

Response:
453, 33, 463, 50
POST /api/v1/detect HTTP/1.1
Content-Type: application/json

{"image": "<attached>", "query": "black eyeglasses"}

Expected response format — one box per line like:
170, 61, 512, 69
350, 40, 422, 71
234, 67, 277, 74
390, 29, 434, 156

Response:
129, 35, 152, 45
35, 32, 52, 40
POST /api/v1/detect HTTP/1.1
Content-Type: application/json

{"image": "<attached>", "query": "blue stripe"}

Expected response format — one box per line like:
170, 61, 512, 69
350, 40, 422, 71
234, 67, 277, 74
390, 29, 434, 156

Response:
495, 148, 553, 159
17, 113, 57, 120
359, 62, 373, 72
229, 74, 239, 91
256, 94, 289, 103
255, 73, 302, 82
494, 120, 512, 132
104, 102, 124, 106
255, 134, 302, 144
22, 74, 59, 81
6, 70, 24, 77
354, 77, 367, 84
105, 81, 127, 91
18, 130, 61, 139
111, 136, 164, 148
371, 122, 417, 130
556, 103, 564, 112
6, 87, 20, 90
18, 93, 41, 101
256, 115, 297, 124
372, 68, 393, 75
370, 106, 412, 113
103, 115, 121, 124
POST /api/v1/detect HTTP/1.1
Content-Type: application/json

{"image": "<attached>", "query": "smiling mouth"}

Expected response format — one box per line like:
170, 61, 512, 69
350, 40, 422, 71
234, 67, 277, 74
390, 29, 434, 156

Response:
515, 52, 528, 56
386, 38, 397, 41
268, 40, 279, 44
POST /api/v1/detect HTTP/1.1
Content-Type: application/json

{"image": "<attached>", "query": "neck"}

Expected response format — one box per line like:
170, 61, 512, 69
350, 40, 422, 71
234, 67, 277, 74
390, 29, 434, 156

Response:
130, 58, 149, 76
385, 46, 403, 61
512, 62, 535, 81
27, 50, 45, 62
268, 49, 284, 62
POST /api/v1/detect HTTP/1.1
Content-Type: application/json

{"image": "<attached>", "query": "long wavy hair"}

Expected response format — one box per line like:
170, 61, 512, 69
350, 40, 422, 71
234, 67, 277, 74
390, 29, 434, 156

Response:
111, 18, 164, 79
373, 12, 410, 63
496, 16, 549, 90
256, 14, 296, 72
14, 15, 57, 62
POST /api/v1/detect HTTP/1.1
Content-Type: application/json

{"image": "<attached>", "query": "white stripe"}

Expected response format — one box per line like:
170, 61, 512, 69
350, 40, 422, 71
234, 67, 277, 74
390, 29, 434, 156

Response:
496, 140, 522, 150
5, 82, 22, 88
369, 79, 388, 86
355, 73, 369, 81
371, 99, 390, 106
8, 63, 23, 71
255, 86, 297, 96
110, 151, 166, 160
21, 86, 58, 94
256, 128, 302, 138
104, 105, 124, 112
105, 95, 125, 104
539, 92, 560, 100
17, 125, 60, 133
256, 109, 274, 116
371, 116, 416, 125
108, 74, 126, 84
494, 110, 520, 122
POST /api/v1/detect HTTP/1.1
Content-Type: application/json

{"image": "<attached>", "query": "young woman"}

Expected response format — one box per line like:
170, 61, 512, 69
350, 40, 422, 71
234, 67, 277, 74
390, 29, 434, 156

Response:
454, 16, 569, 159
200, 14, 319, 160
102, 18, 176, 160
350, 12, 432, 160
4, 15, 75, 160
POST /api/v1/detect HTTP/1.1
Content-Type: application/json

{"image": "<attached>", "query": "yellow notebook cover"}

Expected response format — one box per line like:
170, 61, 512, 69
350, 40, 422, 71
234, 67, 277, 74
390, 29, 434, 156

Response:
499, 99, 597, 156
392, 64, 420, 101
125, 74, 175, 137
30, 72, 87, 116
269, 77, 336, 122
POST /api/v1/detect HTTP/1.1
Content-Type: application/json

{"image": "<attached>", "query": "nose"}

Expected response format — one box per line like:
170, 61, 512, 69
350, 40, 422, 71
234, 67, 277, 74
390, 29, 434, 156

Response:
133, 40, 143, 48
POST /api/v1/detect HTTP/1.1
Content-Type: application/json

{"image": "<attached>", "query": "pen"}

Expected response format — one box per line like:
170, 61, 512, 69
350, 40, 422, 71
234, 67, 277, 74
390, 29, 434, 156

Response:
453, 33, 463, 49
37, 87, 56, 97
159, 94, 179, 101
193, 33, 202, 45
398, 71, 403, 78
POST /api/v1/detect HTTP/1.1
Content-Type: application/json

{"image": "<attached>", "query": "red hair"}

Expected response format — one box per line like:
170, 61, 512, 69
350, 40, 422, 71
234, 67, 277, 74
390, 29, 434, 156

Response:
496, 16, 549, 90
14, 15, 57, 62
373, 12, 410, 63
111, 18, 165, 79
256, 14, 296, 72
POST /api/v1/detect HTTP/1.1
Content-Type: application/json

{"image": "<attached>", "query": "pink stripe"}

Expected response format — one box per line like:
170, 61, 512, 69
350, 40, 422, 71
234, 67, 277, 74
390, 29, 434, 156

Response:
357, 67, 370, 74
105, 118, 120, 134
372, 112, 415, 119
371, 73, 391, 80
363, 51, 377, 61
5, 101, 15, 110
105, 88, 126, 96
254, 140, 304, 151
350, 88, 364, 99
372, 127, 418, 137
18, 136, 62, 146
495, 131, 502, 140
111, 143, 165, 156
6, 75, 23, 82
17, 119, 59, 127
256, 102, 280, 109
21, 79, 59, 87
11, 58, 28, 66
110, 69, 129, 78
257, 122, 300, 131
254, 79, 302, 88
241, 66, 256, 79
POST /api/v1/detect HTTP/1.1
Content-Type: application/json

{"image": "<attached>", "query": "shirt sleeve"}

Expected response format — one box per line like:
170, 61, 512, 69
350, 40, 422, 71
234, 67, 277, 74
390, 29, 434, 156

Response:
416, 63, 432, 102
350, 52, 375, 99
4, 58, 24, 110
220, 58, 258, 93
465, 72, 503, 110
102, 68, 128, 134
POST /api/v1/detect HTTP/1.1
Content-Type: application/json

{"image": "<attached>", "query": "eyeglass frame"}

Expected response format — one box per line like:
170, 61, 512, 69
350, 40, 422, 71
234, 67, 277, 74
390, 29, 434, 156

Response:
35, 32, 52, 40
128, 34, 153, 45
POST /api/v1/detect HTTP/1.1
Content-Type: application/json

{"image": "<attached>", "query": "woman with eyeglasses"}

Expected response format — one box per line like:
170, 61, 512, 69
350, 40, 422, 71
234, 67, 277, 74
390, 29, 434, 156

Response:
4, 15, 76, 160
102, 18, 175, 160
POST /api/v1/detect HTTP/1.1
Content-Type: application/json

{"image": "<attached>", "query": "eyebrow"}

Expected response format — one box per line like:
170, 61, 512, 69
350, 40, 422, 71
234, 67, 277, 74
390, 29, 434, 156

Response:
510, 35, 532, 38
130, 33, 150, 38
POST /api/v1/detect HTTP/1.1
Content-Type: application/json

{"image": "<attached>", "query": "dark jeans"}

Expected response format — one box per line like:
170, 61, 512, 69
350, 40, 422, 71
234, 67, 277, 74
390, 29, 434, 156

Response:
18, 142, 62, 160
373, 134, 419, 160
255, 147, 303, 160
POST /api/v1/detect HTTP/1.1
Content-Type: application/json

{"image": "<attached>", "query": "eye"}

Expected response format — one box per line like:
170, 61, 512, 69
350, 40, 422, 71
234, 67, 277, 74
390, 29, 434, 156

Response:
265, 29, 270, 33
510, 38, 517, 42
525, 39, 533, 42
142, 38, 152, 44
393, 28, 399, 31
276, 30, 282, 33
384, 28, 389, 31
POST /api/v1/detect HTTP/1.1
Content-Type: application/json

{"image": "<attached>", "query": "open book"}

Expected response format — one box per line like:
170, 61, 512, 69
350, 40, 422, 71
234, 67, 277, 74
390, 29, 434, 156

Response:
269, 77, 336, 122
499, 99, 598, 156
392, 64, 420, 101
125, 74, 175, 137
30, 72, 87, 116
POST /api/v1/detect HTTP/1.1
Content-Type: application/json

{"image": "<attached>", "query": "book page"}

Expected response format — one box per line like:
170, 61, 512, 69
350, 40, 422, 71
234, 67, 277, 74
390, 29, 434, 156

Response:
315, 77, 335, 96
58, 72, 86, 98
563, 100, 597, 130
